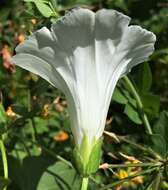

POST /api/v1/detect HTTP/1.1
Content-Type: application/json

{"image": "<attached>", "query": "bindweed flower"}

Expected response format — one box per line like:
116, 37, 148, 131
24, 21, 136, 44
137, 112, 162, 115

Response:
12, 8, 156, 176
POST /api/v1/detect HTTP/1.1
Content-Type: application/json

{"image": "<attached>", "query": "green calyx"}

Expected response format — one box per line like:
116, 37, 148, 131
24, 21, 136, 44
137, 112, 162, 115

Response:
73, 135, 102, 177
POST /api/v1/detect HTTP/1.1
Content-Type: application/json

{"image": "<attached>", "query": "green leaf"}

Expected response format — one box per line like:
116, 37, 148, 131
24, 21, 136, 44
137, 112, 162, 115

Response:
140, 93, 160, 117
34, 1, 54, 18
124, 102, 142, 124
162, 181, 168, 189
150, 134, 167, 158
137, 62, 152, 92
32, 117, 49, 134
113, 83, 143, 124
24, 0, 54, 17
9, 156, 81, 190
112, 0, 129, 13
112, 87, 128, 104
153, 111, 168, 147
0, 8, 11, 22
37, 161, 80, 190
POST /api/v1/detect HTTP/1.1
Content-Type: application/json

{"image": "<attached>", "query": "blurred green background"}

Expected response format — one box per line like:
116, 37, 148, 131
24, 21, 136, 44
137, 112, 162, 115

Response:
0, 0, 168, 189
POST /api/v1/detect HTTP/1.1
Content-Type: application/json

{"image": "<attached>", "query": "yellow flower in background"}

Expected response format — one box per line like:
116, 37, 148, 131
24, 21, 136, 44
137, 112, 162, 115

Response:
6, 106, 16, 118
41, 104, 50, 118
118, 169, 128, 179
114, 158, 144, 190
131, 176, 143, 184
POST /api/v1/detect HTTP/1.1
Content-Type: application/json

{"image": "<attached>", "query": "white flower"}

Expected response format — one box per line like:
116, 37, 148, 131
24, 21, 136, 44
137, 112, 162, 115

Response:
12, 8, 156, 148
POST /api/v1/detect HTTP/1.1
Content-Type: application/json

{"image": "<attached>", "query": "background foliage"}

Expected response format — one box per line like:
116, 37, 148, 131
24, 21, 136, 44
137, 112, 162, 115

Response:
0, 0, 168, 189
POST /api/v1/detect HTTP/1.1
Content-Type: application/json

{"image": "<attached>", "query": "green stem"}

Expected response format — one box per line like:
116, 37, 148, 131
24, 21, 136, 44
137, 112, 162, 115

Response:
31, 118, 38, 142
98, 167, 158, 190
109, 162, 161, 168
104, 131, 161, 159
27, 90, 37, 142
81, 177, 89, 190
118, 135, 161, 159
123, 76, 153, 134
0, 139, 8, 190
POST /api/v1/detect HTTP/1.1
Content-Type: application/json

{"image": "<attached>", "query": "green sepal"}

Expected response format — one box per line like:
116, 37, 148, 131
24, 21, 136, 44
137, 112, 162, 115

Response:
73, 147, 85, 174
86, 138, 102, 175
73, 136, 102, 177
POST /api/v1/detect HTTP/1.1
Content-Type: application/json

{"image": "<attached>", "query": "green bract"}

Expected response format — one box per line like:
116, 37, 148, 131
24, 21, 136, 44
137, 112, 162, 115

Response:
73, 136, 102, 176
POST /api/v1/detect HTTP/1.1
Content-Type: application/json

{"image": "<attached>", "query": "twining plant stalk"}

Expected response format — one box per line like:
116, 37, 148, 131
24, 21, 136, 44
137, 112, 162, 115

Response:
123, 76, 152, 135
123, 76, 153, 134
0, 137, 8, 190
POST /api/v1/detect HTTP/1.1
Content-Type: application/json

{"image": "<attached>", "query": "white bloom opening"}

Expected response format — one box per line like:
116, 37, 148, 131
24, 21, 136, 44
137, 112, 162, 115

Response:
12, 8, 156, 147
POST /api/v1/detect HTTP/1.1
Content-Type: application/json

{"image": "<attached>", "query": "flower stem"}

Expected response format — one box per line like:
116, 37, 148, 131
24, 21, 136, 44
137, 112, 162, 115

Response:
123, 76, 153, 134
0, 138, 8, 190
81, 177, 89, 190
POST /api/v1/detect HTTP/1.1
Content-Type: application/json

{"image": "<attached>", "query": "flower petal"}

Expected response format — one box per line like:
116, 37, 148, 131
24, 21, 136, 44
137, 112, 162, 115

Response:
12, 8, 156, 147
51, 8, 103, 145
118, 25, 156, 75
96, 9, 131, 41
12, 27, 74, 92
93, 9, 156, 137
51, 8, 95, 52
12, 27, 59, 86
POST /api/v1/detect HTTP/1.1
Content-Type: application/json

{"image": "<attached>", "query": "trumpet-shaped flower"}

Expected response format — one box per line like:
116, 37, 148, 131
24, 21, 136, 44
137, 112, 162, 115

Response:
12, 8, 156, 175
